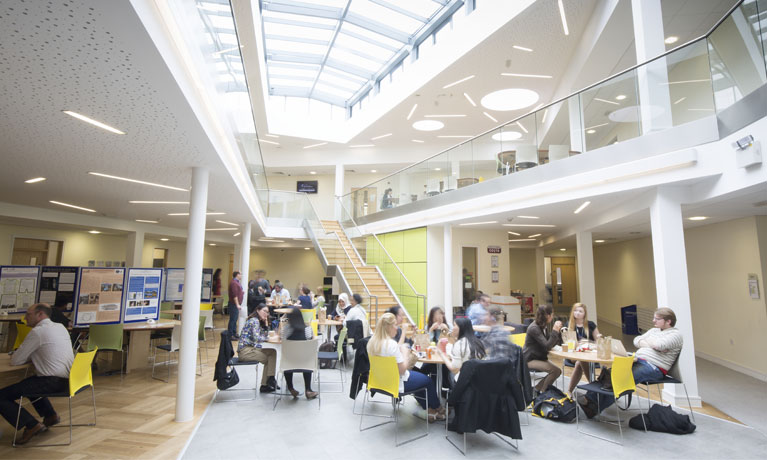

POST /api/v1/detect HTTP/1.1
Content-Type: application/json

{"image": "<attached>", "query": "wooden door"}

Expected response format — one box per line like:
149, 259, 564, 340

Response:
351, 187, 377, 217
551, 257, 577, 307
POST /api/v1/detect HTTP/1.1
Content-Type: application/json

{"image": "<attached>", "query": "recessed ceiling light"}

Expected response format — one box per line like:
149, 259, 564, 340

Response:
304, 142, 327, 149
160, 238, 169, 241
528, 233, 541, 238
491, 131, 522, 142
412, 139, 425, 143
434, 168, 441, 171
507, 231, 521, 236
310, 171, 317, 175
49, 200, 96, 213
88, 230, 101, 234
264, 133, 279, 138
370, 169, 377, 173
503, 224, 556, 227
560, 248, 567, 251
129, 201, 189, 204
594, 97, 619, 105
350, 144, 375, 148
483, 112, 498, 123
135, 219, 158, 224
688, 216, 707, 221
512, 45, 533, 52
443, 75, 475, 89
371, 133, 392, 140
258, 138, 279, 146
615, 94, 627, 101
168, 212, 225, 216
233, 232, 241, 237
574, 201, 591, 214
216, 220, 238, 226
500, 73, 552, 79
304, 247, 311, 250
459, 221, 497, 226
424, 114, 466, 118
586, 129, 596, 134
517, 215, 539, 219
664, 36, 679, 44
463, 93, 476, 107
558, 0, 569, 35
594, 239, 605, 243
406, 103, 418, 120
209, 243, 216, 246
25, 177, 46, 184
413, 120, 445, 131
509, 238, 536, 242
481, 88, 539, 111
88, 172, 188, 192
63, 110, 125, 135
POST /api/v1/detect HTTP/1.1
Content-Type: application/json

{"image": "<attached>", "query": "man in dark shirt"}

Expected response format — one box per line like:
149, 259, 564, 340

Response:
227, 271, 243, 338
49, 299, 71, 328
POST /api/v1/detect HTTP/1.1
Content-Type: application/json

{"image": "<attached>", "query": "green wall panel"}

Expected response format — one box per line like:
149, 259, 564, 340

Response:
383, 231, 404, 261
403, 228, 427, 263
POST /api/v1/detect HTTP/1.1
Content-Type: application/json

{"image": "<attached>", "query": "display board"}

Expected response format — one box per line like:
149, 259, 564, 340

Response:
124, 268, 163, 323
74, 268, 125, 326
38, 266, 79, 311
0, 265, 40, 313
201, 268, 213, 302
164, 268, 185, 301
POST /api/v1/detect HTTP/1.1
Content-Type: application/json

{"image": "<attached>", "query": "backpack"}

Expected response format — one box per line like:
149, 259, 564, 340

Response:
532, 386, 577, 423
319, 341, 337, 369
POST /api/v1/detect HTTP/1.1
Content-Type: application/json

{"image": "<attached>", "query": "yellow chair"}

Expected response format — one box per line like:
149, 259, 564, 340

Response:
13, 322, 32, 350
575, 355, 642, 445
359, 355, 428, 446
13, 348, 98, 447
300, 308, 316, 324
310, 319, 319, 337
510, 333, 526, 347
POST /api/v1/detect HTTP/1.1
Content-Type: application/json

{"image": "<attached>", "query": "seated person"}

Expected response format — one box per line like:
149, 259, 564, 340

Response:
342, 293, 369, 337
247, 281, 266, 316
522, 305, 562, 394
481, 305, 517, 358
466, 293, 490, 326
367, 313, 444, 421
297, 286, 313, 310
562, 302, 602, 395
312, 286, 325, 307
387, 305, 413, 346
579, 307, 683, 418
426, 306, 450, 343
280, 308, 318, 400
269, 282, 290, 305
49, 298, 71, 328
334, 292, 350, 318
0, 303, 74, 444
436, 317, 485, 381
237, 304, 279, 393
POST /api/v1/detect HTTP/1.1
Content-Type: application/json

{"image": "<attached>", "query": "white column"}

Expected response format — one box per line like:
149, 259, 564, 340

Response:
575, 232, 598, 320
175, 167, 208, 422
631, 0, 673, 133
650, 189, 701, 407
535, 247, 546, 304
443, 224, 453, 323
232, 244, 241, 283
237, 223, 251, 334
334, 163, 344, 219
125, 230, 145, 268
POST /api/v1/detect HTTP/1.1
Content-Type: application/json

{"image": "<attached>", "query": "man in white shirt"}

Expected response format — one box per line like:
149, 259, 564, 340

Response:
269, 282, 290, 305
0, 303, 74, 444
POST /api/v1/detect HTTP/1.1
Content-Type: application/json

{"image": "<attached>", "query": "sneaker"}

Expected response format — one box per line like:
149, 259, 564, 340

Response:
305, 390, 318, 400
16, 423, 46, 445
43, 414, 60, 427
259, 385, 275, 393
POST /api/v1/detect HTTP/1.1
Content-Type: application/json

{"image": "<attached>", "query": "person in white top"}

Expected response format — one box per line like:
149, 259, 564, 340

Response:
0, 303, 74, 444
269, 282, 290, 305
436, 317, 486, 382
341, 293, 369, 337
367, 313, 445, 422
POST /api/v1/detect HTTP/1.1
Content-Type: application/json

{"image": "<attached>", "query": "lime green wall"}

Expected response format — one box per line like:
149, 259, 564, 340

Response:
366, 227, 427, 321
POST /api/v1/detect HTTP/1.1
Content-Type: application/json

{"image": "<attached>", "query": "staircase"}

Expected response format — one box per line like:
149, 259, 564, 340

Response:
320, 220, 400, 322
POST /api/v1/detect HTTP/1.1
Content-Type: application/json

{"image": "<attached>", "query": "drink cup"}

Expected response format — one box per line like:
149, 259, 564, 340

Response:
562, 343, 568, 352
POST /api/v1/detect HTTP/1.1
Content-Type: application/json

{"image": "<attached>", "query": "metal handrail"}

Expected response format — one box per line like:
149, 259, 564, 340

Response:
342, 0, 747, 196
329, 230, 378, 319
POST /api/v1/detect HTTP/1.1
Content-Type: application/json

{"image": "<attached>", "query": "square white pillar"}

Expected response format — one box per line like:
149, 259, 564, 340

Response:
125, 230, 145, 268
576, 231, 597, 320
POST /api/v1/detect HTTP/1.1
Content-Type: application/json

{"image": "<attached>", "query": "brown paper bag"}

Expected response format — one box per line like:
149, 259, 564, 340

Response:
597, 336, 612, 360
318, 307, 326, 322
562, 329, 578, 345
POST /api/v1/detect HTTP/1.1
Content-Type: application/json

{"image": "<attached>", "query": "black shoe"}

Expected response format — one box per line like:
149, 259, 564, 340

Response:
267, 376, 280, 390
578, 396, 598, 419
260, 385, 275, 393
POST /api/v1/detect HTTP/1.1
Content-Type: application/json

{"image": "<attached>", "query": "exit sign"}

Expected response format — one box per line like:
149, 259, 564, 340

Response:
487, 246, 502, 254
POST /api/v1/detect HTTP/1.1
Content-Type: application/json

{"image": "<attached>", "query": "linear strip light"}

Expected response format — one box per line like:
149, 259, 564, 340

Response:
412, 139, 425, 143
212, 45, 243, 56
215, 220, 238, 226
584, 122, 608, 130
509, 238, 536, 242
304, 142, 327, 149
673, 97, 686, 105
500, 73, 552, 79
168, 212, 225, 216
264, 133, 279, 138
463, 93, 476, 107
49, 200, 96, 213
516, 121, 528, 133
129, 201, 189, 204
558, 0, 569, 35
406, 104, 418, 120
350, 144, 375, 148
258, 138, 279, 145
63, 111, 125, 135
502, 224, 555, 227
662, 79, 711, 85
483, 112, 498, 123
233, 232, 241, 237
443, 75, 475, 89
371, 133, 392, 140
594, 97, 619, 105
25, 177, 46, 183
512, 45, 533, 52
424, 114, 466, 118
135, 219, 159, 223
88, 172, 188, 192
528, 233, 542, 238
507, 231, 521, 236
574, 201, 591, 214
438, 135, 473, 138
459, 221, 497, 226
517, 215, 539, 219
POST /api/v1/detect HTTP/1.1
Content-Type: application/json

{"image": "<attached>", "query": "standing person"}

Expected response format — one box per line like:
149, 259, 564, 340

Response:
212, 268, 222, 297
562, 302, 602, 395
579, 308, 684, 418
381, 188, 393, 209
0, 304, 74, 444
466, 293, 490, 326
247, 280, 266, 316
228, 271, 244, 338
280, 308, 318, 399
254, 273, 271, 297
523, 305, 562, 394
238, 304, 279, 393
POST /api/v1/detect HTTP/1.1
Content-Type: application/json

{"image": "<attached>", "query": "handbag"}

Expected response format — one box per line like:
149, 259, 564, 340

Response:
216, 366, 240, 391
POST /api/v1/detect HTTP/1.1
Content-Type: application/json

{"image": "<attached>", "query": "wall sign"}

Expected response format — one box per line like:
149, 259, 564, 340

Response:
487, 246, 502, 254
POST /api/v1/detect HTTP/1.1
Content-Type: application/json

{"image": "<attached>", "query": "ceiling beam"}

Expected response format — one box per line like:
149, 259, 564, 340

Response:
345, 12, 410, 43
264, 33, 329, 46
261, 1, 343, 20
262, 16, 336, 31
369, 0, 429, 23
308, 0, 352, 103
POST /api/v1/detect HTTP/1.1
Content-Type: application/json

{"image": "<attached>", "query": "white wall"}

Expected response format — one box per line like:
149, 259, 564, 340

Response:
426, 225, 445, 309
449, 228, 511, 303
509, 248, 538, 295
247, 247, 325, 297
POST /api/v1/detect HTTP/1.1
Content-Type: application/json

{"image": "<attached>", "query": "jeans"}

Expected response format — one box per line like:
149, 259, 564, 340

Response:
586, 359, 664, 413
227, 301, 239, 336
0, 376, 68, 429
404, 370, 440, 410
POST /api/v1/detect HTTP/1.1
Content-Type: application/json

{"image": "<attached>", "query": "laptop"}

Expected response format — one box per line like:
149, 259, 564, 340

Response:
611, 339, 629, 357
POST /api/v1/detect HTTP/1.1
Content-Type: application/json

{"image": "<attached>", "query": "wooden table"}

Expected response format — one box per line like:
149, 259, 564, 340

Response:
549, 348, 633, 389
123, 319, 180, 373
273, 308, 293, 314
0, 314, 25, 352
165, 309, 184, 316
317, 318, 343, 343
0, 353, 30, 374
473, 324, 515, 333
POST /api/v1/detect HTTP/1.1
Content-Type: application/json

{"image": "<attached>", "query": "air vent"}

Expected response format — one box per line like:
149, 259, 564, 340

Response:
345, 169, 356, 173
271, 171, 285, 175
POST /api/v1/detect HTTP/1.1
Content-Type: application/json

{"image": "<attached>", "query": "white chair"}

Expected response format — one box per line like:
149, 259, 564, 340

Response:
515, 144, 539, 171
201, 310, 215, 348
548, 144, 570, 162
273, 338, 321, 410
152, 324, 202, 382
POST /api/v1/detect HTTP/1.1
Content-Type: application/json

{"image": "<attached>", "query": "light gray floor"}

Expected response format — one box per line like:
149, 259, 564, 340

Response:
182, 360, 767, 460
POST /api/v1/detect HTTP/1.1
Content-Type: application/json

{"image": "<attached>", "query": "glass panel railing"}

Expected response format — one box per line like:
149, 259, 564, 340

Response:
342, 0, 764, 217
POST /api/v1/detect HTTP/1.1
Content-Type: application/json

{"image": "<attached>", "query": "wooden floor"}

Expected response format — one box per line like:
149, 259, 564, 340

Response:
0, 317, 225, 459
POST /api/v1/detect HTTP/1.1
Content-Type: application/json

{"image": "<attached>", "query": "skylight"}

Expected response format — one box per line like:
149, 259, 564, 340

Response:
258, 0, 462, 109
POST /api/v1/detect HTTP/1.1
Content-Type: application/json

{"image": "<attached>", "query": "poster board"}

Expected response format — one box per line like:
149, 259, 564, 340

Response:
164, 268, 185, 302
74, 268, 125, 326
38, 266, 79, 312
0, 265, 40, 313
124, 268, 163, 323
201, 268, 213, 302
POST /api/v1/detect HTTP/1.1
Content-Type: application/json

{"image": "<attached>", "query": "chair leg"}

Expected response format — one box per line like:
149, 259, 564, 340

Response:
683, 383, 695, 423
12, 396, 23, 447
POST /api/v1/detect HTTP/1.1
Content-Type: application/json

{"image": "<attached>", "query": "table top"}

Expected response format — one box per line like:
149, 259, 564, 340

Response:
273, 308, 294, 314
0, 313, 25, 322
417, 353, 444, 365
123, 319, 180, 331
165, 309, 184, 315
0, 354, 30, 373
473, 324, 515, 333
318, 319, 343, 326
548, 349, 619, 365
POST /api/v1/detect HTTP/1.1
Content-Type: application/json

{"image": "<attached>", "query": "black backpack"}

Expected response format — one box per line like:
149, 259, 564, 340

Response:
532, 386, 577, 423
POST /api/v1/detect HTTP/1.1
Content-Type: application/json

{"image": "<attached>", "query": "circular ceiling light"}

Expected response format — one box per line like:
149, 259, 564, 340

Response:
491, 131, 522, 142
608, 105, 665, 123
480, 88, 539, 111
665, 36, 679, 44
615, 94, 627, 100
412, 120, 444, 131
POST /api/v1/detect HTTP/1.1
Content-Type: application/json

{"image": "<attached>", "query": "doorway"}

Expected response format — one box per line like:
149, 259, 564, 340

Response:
152, 248, 168, 268
461, 247, 478, 307
12, 238, 62, 265
351, 187, 377, 218
550, 257, 577, 309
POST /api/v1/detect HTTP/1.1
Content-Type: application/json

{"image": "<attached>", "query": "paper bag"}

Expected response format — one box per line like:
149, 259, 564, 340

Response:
413, 332, 430, 351
318, 307, 326, 322
562, 329, 578, 345
597, 336, 612, 360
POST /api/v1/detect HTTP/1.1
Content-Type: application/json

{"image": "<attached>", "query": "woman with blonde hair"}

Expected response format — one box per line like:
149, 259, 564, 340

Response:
562, 302, 602, 395
367, 313, 444, 421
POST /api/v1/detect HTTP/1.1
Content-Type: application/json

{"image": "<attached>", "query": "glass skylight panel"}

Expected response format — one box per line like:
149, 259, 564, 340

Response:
323, 66, 368, 84
269, 65, 319, 79
265, 38, 327, 55
315, 83, 355, 99
270, 77, 313, 88
339, 22, 403, 50
208, 15, 235, 30
348, 1, 424, 34
333, 32, 394, 61
384, 0, 440, 18
263, 23, 334, 42
318, 72, 362, 91
263, 10, 339, 27
197, 2, 230, 13
327, 48, 381, 72
218, 33, 238, 45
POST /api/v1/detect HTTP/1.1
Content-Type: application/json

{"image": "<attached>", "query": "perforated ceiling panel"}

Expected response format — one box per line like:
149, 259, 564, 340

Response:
0, 0, 252, 230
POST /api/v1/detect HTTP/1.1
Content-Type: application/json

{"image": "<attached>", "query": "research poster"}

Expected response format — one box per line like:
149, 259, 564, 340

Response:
38, 266, 79, 311
74, 268, 125, 326
0, 266, 40, 313
124, 268, 162, 322
201, 268, 213, 302
164, 268, 185, 301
